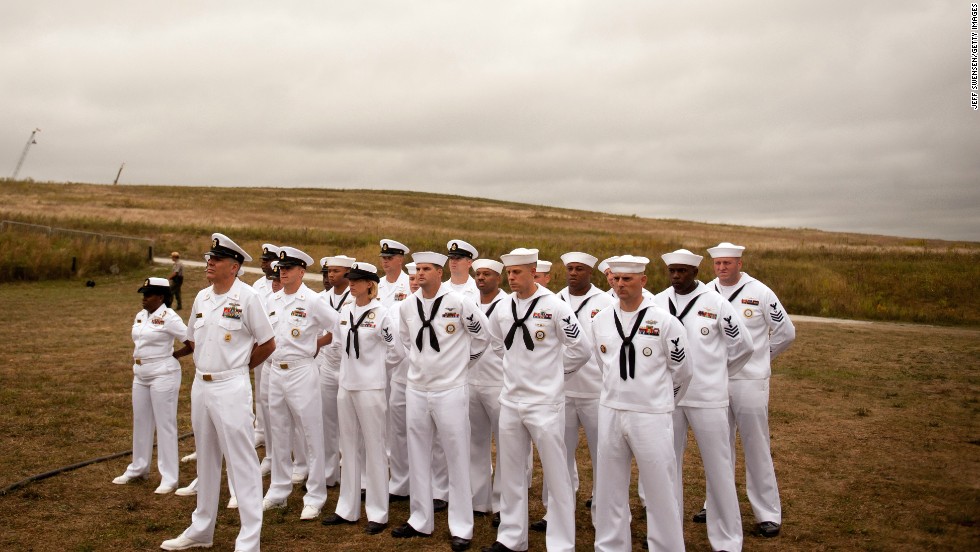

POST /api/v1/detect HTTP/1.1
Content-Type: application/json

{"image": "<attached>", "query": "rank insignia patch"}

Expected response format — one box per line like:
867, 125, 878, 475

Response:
770, 303, 785, 323
196, 313, 203, 318
561, 316, 580, 338
723, 316, 740, 338
670, 338, 686, 362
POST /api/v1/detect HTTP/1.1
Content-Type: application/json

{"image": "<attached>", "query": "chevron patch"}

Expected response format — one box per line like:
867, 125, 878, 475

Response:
563, 323, 580, 339
723, 316, 740, 338
466, 314, 482, 334
770, 303, 785, 323
469, 351, 484, 361
670, 337, 685, 362
382, 328, 393, 343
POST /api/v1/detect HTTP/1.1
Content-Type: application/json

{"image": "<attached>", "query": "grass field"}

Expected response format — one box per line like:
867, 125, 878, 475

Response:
1, 180, 979, 325
0, 264, 977, 551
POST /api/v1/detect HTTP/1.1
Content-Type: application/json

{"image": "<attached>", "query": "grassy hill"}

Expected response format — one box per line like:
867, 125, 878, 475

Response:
2, 179, 978, 325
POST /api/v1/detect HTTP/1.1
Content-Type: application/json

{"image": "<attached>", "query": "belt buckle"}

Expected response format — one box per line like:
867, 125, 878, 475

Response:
279, 363, 289, 369
203, 374, 213, 382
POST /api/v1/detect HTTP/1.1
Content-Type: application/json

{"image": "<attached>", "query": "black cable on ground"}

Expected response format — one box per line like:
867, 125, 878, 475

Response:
0, 431, 195, 496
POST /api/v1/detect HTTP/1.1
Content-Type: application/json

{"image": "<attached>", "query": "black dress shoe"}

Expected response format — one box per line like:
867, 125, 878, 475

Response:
364, 521, 388, 535
389, 493, 410, 502
529, 518, 547, 532
391, 522, 431, 538
321, 514, 356, 526
491, 512, 500, 527
480, 541, 518, 552
450, 536, 472, 551
758, 521, 781, 538
692, 508, 707, 523
433, 498, 449, 512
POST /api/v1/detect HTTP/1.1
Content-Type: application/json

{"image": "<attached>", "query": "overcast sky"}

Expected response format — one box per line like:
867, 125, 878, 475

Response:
2, 1, 977, 241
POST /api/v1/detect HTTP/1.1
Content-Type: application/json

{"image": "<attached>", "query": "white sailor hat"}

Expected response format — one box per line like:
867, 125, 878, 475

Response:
277, 246, 314, 268
206, 233, 251, 263
706, 242, 746, 258
138, 277, 170, 294
661, 249, 703, 267
472, 259, 504, 274
446, 239, 478, 259
501, 248, 538, 267
413, 251, 448, 266
321, 254, 356, 272
560, 252, 598, 268
536, 260, 552, 273
606, 255, 650, 274
598, 256, 618, 273
260, 244, 281, 261
346, 262, 380, 282
380, 239, 409, 257
405, 262, 418, 275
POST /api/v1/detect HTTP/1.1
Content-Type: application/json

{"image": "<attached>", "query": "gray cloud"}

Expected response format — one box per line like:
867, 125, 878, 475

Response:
2, 0, 977, 240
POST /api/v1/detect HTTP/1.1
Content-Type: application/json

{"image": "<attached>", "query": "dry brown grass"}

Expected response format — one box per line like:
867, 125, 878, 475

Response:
0, 263, 978, 551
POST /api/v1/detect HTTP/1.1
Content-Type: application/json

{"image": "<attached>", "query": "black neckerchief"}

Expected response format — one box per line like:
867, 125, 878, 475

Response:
330, 289, 350, 312
614, 307, 649, 380
415, 295, 445, 352
572, 294, 595, 318
714, 282, 748, 303
345, 308, 373, 358
668, 292, 701, 326
484, 298, 502, 317
504, 296, 542, 350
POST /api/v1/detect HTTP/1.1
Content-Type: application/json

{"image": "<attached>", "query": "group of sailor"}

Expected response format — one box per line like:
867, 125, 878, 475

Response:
120, 232, 796, 552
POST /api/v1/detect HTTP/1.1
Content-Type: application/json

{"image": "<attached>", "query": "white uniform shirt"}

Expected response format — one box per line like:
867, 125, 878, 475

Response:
378, 271, 411, 308
186, 279, 275, 374
398, 283, 490, 392
318, 287, 354, 373
591, 297, 692, 413
654, 281, 754, 408
488, 284, 592, 405
468, 289, 509, 387
558, 285, 616, 399
337, 299, 404, 391
710, 273, 797, 380
132, 304, 188, 365
448, 276, 480, 305
268, 283, 339, 362
252, 275, 271, 298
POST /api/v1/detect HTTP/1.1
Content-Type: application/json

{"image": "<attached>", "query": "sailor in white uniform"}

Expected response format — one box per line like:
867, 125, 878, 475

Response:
653, 249, 754, 552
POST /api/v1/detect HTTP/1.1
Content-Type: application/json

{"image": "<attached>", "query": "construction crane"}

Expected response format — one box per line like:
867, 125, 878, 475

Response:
11, 128, 41, 179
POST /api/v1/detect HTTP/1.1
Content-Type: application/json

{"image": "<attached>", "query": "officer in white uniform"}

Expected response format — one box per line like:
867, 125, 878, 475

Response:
322, 262, 404, 535
114, 277, 189, 494
262, 247, 340, 521
162, 233, 275, 552
391, 252, 490, 551
318, 254, 356, 488
446, 239, 480, 304
653, 249, 754, 552
703, 242, 796, 538
468, 259, 508, 523
591, 256, 691, 552
378, 239, 411, 307
251, 244, 278, 449
483, 248, 592, 552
